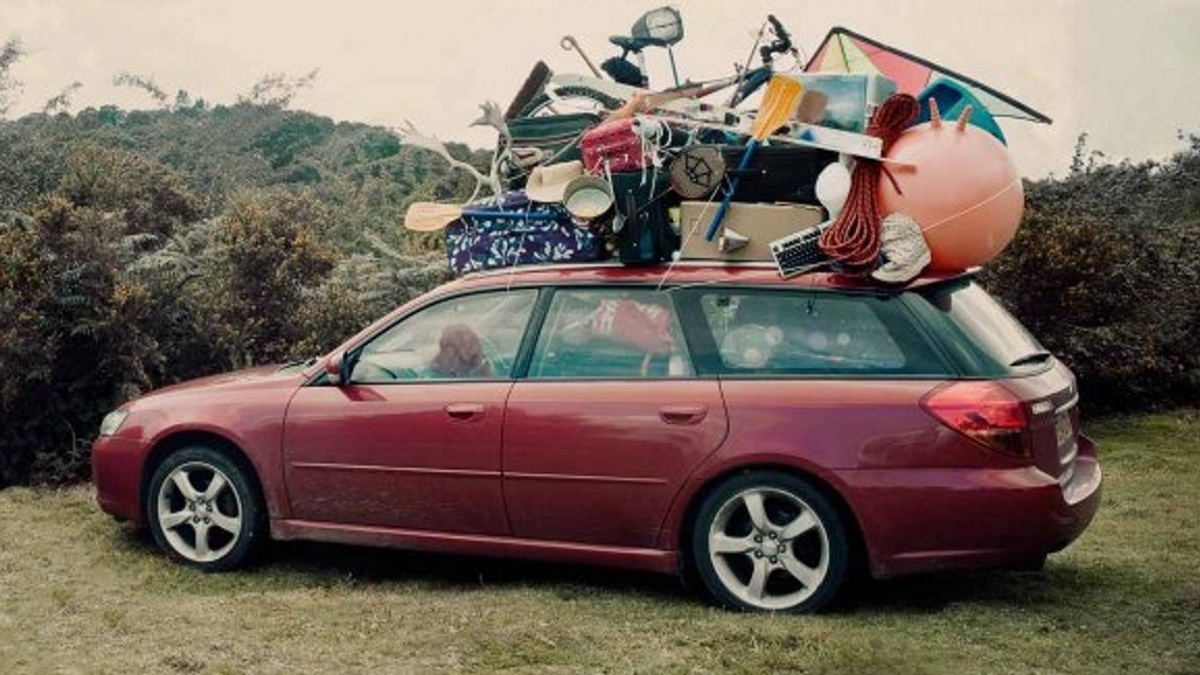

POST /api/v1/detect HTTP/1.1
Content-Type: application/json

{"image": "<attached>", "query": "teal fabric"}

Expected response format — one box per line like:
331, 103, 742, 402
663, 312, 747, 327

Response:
916, 78, 1007, 145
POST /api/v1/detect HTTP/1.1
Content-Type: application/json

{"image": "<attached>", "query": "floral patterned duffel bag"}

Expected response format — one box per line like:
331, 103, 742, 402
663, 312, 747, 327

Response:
444, 190, 605, 276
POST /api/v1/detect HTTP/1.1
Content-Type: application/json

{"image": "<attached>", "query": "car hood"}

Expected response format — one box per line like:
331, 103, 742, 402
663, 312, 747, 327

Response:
135, 364, 305, 402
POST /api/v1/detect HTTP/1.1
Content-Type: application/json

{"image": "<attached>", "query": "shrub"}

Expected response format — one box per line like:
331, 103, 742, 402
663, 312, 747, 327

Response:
0, 198, 157, 486
59, 143, 201, 239
982, 138, 1200, 411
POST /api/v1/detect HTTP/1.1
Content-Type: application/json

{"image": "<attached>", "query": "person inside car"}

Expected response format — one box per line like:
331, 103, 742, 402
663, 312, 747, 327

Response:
430, 323, 492, 379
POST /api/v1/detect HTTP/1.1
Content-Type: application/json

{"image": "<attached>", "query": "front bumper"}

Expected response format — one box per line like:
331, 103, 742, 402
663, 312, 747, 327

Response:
840, 434, 1102, 578
91, 435, 147, 522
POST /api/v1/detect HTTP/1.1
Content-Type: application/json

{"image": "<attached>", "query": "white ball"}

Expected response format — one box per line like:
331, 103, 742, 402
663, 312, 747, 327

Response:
815, 162, 851, 218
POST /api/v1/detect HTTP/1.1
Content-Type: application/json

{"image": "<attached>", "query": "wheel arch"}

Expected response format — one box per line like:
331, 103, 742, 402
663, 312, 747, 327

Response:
673, 462, 872, 580
139, 429, 268, 522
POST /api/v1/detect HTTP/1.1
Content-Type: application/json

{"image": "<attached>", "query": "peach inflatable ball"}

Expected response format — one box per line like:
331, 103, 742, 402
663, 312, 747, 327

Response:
878, 99, 1024, 271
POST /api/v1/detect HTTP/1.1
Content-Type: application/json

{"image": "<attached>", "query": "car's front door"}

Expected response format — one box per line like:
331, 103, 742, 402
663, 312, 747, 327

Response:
283, 288, 539, 534
502, 287, 728, 548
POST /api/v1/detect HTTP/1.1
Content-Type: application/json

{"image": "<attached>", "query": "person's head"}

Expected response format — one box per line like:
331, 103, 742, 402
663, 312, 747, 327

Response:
431, 324, 491, 378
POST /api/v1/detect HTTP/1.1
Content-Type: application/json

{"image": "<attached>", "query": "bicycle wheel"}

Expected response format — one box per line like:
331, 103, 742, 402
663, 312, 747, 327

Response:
518, 86, 623, 118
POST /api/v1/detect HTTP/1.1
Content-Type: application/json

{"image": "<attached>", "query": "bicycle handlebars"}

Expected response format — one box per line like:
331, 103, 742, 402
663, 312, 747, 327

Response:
760, 14, 797, 65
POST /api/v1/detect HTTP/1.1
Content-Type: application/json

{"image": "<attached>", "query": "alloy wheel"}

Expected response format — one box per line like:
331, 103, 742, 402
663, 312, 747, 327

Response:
706, 487, 831, 611
155, 461, 244, 563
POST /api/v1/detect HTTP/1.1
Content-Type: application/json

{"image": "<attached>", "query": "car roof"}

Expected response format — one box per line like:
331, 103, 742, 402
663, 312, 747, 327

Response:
449, 262, 975, 293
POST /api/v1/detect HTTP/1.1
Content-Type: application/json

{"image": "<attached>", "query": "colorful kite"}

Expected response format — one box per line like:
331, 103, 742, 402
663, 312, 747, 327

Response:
805, 26, 1051, 125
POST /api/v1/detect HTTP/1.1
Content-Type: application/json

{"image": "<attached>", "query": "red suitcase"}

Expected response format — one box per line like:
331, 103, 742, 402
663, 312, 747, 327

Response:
581, 118, 648, 174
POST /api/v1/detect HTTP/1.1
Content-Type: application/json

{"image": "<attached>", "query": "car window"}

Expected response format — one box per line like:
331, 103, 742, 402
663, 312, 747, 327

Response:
351, 289, 537, 383
696, 290, 948, 376
529, 288, 694, 379
916, 280, 1047, 375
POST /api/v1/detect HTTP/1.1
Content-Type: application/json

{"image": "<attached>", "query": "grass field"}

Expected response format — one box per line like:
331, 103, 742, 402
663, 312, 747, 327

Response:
1, 411, 1197, 674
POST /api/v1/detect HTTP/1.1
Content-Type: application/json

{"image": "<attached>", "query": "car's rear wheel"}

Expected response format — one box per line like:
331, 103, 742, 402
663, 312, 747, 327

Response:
691, 470, 849, 613
146, 446, 264, 571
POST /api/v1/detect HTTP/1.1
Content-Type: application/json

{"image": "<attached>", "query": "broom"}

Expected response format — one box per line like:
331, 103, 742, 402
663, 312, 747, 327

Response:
704, 74, 804, 241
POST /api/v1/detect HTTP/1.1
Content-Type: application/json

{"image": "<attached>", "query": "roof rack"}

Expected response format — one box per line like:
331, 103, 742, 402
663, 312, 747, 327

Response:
457, 260, 780, 281
454, 261, 981, 292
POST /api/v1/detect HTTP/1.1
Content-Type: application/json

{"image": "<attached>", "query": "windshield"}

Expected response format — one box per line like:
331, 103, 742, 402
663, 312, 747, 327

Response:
916, 281, 1048, 376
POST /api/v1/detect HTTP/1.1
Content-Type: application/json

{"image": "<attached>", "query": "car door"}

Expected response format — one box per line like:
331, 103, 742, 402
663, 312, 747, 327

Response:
283, 288, 539, 534
502, 287, 728, 548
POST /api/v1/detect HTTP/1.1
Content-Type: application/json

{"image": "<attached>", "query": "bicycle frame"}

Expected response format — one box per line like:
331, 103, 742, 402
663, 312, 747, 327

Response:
541, 13, 795, 118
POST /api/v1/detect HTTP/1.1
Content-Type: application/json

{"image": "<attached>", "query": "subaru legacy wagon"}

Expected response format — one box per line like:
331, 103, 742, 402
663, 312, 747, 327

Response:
93, 262, 1100, 613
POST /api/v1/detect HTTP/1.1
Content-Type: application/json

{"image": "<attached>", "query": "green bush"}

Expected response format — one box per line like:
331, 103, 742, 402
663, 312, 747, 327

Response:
0, 198, 157, 485
0, 102, 484, 486
982, 137, 1200, 411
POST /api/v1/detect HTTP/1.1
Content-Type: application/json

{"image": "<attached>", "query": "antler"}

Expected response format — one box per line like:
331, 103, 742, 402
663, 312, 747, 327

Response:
393, 119, 500, 202
470, 100, 508, 137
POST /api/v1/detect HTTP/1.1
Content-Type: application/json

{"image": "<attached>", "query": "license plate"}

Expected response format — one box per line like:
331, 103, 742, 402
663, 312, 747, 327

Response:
1055, 412, 1074, 450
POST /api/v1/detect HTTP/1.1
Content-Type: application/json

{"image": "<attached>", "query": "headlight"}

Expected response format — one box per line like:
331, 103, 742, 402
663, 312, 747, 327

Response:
99, 409, 130, 437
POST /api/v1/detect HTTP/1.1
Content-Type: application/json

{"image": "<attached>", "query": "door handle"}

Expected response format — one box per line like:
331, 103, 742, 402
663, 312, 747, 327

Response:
445, 403, 486, 421
659, 405, 707, 425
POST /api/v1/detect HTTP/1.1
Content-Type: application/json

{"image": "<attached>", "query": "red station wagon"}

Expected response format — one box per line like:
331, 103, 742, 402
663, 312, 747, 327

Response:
92, 262, 1101, 613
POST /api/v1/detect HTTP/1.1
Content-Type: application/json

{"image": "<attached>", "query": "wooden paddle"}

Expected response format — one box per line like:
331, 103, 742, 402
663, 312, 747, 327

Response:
403, 202, 463, 232
704, 74, 804, 241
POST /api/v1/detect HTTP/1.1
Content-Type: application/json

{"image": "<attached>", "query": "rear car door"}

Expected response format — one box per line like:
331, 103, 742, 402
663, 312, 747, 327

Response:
679, 287, 955, 472
283, 289, 538, 534
502, 287, 728, 548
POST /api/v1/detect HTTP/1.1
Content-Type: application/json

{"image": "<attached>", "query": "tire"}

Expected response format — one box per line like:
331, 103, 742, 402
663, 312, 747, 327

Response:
517, 86, 623, 118
146, 445, 265, 572
690, 470, 849, 613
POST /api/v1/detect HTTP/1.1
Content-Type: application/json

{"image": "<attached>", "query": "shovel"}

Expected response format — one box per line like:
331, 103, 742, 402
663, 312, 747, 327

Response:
704, 74, 803, 241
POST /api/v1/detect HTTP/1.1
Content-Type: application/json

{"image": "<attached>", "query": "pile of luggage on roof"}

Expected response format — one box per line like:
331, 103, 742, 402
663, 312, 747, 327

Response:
402, 7, 1051, 284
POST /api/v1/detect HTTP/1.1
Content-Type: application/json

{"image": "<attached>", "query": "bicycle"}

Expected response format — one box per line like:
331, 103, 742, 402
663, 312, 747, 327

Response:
514, 8, 799, 121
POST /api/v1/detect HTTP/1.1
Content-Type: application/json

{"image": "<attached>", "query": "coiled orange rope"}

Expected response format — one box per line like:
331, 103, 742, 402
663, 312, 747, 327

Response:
818, 94, 920, 273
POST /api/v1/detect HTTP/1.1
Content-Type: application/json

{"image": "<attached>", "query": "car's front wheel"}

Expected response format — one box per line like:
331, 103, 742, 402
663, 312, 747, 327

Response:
691, 470, 849, 613
146, 446, 264, 571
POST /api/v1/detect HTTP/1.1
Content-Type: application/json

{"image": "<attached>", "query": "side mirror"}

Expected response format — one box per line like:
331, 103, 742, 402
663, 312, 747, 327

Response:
325, 352, 350, 386
632, 6, 684, 47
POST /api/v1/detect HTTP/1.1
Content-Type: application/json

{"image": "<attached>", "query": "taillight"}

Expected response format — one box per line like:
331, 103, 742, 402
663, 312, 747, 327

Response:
921, 381, 1031, 458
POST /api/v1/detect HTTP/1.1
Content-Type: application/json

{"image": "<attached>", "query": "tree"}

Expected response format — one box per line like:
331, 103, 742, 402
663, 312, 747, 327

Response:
112, 71, 170, 109
240, 69, 319, 108
43, 82, 83, 114
0, 38, 24, 117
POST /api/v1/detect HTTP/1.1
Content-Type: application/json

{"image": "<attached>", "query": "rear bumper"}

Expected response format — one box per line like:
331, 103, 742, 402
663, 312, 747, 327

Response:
92, 435, 147, 522
840, 435, 1102, 579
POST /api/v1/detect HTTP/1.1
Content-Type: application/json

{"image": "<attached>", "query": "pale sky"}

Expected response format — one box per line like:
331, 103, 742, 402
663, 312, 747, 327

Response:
2, 0, 1197, 178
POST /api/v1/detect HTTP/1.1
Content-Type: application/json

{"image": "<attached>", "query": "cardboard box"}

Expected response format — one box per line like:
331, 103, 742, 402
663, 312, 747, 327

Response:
679, 201, 825, 262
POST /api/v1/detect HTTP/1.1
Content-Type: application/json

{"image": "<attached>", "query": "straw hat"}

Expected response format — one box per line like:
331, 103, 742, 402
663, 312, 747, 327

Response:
562, 175, 614, 224
525, 160, 585, 203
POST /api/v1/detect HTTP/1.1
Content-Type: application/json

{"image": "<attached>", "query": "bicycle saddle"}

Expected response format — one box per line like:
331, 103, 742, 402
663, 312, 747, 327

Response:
609, 35, 657, 53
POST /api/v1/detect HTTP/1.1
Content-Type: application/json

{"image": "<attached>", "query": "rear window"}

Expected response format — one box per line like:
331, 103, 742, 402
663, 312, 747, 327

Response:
914, 280, 1047, 376
690, 289, 950, 377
